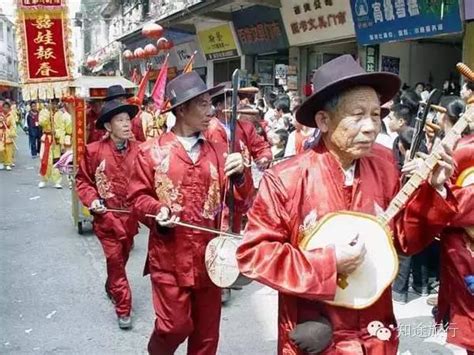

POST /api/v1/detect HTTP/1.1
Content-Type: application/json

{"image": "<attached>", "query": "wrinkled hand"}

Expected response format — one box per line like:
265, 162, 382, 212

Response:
429, 142, 456, 189
90, 199, 106, 214
224, 152, 245, 177
155, 206, 180, 228
289, 318, 333, 354
334, 236, 366, 275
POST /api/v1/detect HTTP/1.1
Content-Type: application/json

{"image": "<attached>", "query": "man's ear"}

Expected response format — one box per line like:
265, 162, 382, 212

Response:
315, 111, 330, 133
104, 122, 112, 132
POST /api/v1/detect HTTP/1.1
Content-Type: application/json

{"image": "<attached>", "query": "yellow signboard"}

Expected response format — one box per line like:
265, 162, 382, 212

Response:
197, 24, 239, 60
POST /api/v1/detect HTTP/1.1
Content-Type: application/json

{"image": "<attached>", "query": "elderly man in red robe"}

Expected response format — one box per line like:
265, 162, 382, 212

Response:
127, 71, 253, 355
236, 55, 459, 355
76, 99, 140, 330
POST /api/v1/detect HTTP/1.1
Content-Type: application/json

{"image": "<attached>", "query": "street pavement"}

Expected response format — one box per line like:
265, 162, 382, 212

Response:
0, 134, 466, 355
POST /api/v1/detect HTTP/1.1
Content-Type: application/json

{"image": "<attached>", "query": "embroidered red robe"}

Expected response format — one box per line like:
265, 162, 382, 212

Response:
237, 142, 458, 355
127, 132, 254, 354
75, 138, 139, 316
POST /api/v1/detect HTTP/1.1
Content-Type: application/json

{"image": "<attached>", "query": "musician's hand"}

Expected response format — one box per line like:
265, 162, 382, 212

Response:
401, 154, 423, 178
224, 152, 245, 177
429, 141, 456, 190
155, 206, 180, 228
90, 199, 106, 214
334, 237, 366, 275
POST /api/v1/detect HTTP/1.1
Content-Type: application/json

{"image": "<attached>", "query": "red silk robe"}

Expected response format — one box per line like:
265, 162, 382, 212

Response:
75, 138, 140, 316
437, 134, 474, 352
127, 132, 254, 354
237, 142, 458, 355
205, 117, 272, 231
127, 131, 254, 286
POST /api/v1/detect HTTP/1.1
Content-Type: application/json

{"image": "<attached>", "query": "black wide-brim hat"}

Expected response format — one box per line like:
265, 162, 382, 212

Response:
104, 85, 134, 101
296, 55, 401, 128
96, 99, 139, 129
162, 71, 224, 113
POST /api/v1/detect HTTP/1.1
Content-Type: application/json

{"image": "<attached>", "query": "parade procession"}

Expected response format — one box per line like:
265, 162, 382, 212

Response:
1, 0, 474, 354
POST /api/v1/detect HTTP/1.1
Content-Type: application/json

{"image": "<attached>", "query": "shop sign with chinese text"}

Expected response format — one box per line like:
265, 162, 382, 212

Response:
280, 0, 356, 46
351, 0, 463, 45
16, 0, 73, 100
197, 24, 239, 60
232, 5, 289, 55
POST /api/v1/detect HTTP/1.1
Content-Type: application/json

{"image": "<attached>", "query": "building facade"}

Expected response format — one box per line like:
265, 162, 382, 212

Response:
0, 9, 19, 100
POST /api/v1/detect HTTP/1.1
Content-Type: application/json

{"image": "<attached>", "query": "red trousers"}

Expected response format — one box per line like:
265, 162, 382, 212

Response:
147, 275, 221, 355
98, 233, 133, 317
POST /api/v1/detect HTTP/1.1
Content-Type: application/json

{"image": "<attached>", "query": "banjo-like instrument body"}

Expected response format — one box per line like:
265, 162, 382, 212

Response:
300, 212, 398, 309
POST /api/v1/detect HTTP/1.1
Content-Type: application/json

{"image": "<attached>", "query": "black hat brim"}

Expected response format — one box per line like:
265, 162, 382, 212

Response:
296, 72, 401, 128
161, 84, 225, 113
96, 104, 139, 129
104, 93, 134, 101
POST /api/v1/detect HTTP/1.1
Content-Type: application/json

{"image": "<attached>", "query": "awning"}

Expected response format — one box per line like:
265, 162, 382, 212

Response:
0, 79, 20, 88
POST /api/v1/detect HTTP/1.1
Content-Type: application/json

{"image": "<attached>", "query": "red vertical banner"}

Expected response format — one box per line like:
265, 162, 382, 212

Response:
74, 98, 86, 165
16, 0, 73, 100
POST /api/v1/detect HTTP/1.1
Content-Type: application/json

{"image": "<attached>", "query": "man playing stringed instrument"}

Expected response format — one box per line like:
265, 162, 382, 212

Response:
237, 55, 459, 355
127, 72, 254, 355
76, 98, 140, 330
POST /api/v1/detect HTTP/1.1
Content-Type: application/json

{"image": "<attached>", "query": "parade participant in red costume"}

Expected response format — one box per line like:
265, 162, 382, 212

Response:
237, 55, 459, 355
76, 99, 140, 330
422, 98, 473, 354
206, 90, 272, 231
127, 72, 254, 355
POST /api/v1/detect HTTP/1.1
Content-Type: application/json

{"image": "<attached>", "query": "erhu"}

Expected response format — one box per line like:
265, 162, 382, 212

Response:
204, 70, 259, 288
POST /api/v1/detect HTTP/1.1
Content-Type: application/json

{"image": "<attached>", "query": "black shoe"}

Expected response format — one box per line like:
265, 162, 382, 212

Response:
118, 315, 132, 330
392, 290, 408, 304
221, 288, 231, 304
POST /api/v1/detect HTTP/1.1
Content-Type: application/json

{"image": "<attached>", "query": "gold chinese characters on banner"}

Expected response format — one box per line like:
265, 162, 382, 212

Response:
16, 0, 73, 100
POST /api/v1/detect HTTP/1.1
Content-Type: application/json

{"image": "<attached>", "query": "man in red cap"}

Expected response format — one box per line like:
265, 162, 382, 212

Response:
237, 55, 459, 355
76, 98, 140, 330
128, 71, 254, 354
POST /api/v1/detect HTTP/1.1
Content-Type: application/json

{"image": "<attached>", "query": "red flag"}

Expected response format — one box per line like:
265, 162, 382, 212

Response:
137, 69, 151, 104
182, 50, 197, 73
151, 55, 169, 112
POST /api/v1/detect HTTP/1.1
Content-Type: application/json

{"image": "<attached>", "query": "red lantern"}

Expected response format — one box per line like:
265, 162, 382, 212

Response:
142, 23, 164, 39
134, 47, 145, 59
164, 40, 174, 50
86, 55, 97, 67
123, 49, 134, 60
144, 43, 158, 57
156, 37, 169, 50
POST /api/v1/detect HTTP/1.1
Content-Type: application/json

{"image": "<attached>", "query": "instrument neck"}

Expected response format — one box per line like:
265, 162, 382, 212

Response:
379, 105, 473, 225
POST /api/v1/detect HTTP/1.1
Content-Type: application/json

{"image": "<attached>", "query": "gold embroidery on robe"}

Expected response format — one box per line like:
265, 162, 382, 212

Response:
202, 163, 221, 219
95, 160, 115, 199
